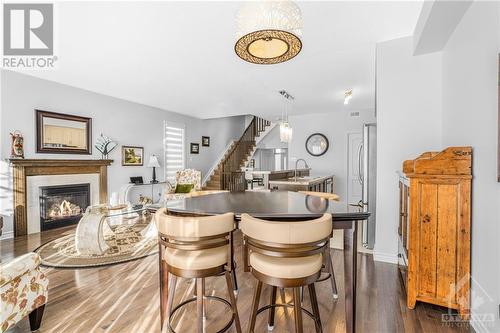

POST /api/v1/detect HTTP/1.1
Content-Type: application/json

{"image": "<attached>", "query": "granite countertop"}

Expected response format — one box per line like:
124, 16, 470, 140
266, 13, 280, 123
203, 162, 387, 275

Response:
268, 174, 334, 185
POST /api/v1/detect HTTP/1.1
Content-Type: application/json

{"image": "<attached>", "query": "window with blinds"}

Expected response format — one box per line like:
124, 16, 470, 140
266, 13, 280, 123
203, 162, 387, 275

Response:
164, 121, 186, 182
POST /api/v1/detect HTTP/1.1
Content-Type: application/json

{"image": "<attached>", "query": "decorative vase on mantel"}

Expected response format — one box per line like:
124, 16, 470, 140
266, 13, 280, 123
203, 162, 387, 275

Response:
10, 131, 24, 159
95, 133, 117, 160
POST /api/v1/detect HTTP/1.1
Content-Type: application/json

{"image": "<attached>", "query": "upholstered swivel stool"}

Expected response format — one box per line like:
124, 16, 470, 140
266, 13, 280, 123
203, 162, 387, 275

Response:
241, 213, 333, 333
298, 191, 340, 299
155, 209, 242, 333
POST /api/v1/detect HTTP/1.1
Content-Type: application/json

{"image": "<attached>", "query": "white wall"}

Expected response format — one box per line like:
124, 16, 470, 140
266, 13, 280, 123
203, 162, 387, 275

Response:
375, 37, 442, 263
0, 70, 245, 237
286, 110, 375, 249
377, 4, 500, 329
288, 110, 376, 204
440, 2, 500, 331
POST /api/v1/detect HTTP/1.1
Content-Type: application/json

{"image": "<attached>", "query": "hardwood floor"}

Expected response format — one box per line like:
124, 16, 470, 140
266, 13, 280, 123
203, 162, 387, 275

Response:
1, 226, 472, 333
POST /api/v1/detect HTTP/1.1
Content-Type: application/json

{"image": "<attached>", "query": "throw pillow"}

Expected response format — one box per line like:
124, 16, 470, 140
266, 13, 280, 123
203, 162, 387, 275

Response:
175, 183, 194, 193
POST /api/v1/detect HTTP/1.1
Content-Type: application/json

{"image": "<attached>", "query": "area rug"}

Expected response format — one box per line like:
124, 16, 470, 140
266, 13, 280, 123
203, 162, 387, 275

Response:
35, 222, 158, 268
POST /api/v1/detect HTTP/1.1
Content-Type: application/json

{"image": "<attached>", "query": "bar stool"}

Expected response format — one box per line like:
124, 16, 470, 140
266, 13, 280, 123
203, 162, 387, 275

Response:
155, 209, 242, 333
298, 191, 340, 299
241, 213, 333, 333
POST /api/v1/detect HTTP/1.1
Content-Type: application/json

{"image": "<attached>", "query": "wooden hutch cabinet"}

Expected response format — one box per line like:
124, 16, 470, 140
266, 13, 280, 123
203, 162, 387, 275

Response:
398, 147, 472, 319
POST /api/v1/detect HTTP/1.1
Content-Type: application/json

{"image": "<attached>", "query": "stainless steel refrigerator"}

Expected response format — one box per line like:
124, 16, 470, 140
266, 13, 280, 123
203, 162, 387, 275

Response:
359, 123, 377, 249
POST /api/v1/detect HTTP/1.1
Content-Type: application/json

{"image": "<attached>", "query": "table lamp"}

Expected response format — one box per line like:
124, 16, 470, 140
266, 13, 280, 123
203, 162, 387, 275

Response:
147, 155, 161, 184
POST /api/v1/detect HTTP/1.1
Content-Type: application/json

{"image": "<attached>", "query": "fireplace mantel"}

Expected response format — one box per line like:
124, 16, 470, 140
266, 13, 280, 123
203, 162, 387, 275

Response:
10, 159, 113, 236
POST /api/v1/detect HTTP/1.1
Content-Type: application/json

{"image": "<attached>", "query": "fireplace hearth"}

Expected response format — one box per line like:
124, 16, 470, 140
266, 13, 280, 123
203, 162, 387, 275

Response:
39, 183, 90, 231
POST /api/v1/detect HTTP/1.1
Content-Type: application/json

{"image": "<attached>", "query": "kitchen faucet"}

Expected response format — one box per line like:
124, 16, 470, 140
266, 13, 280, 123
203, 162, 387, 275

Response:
294, 158, 309, 181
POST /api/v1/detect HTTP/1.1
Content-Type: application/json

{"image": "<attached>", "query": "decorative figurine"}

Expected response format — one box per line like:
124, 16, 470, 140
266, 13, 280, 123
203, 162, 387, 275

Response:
138, 194, 153, 205
10, 131, 24, 159
95, 133, 117, 159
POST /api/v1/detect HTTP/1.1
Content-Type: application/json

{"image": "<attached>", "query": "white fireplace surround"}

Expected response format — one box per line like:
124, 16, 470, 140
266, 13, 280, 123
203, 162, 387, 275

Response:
27, 174, 100, 234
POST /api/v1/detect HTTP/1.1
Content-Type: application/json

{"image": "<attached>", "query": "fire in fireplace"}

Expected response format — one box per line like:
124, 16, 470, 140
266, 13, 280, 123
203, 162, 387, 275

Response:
48, 200, 82, 219
39, 183, 90, 231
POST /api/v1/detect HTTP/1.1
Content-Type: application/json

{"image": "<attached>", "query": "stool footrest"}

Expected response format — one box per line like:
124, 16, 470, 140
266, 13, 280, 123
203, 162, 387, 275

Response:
256, 303, 315, 320
168, 295, 235, 333
316, 272, 332, 283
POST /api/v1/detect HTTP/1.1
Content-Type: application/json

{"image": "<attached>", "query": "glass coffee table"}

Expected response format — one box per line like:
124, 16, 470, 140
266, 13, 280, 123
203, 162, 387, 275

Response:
74, 204, 151, 255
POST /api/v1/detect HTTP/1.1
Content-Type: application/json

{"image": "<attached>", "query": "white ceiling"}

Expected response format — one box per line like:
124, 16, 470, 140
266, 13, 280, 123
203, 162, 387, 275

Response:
18, 1, 423, 119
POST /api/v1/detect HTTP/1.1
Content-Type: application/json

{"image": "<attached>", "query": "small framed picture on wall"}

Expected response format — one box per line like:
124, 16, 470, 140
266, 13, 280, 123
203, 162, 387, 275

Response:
122, 146, 144, 166
202, 136, 210, 147
190, 143, 199, 154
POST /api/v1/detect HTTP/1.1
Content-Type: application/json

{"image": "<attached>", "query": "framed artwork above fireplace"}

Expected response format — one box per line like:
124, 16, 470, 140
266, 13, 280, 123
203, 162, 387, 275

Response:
36, 109, 92, 154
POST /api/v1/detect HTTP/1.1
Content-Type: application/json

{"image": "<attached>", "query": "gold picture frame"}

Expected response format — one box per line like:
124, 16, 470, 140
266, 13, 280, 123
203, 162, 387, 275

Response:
122, 146, 144, 166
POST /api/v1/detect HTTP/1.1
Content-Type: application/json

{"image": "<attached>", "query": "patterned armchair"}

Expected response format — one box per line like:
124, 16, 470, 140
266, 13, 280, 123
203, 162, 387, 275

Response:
164, 169, 202, 201
1, 253, 48, 332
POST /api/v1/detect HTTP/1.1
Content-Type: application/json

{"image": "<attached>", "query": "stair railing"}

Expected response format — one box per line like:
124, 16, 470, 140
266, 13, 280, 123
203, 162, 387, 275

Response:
201, 139, 235, 187
220, 116, 270, 191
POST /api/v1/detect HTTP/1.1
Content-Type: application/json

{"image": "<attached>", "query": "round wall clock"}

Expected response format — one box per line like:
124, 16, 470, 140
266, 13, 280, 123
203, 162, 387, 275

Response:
305, 133, 329, 157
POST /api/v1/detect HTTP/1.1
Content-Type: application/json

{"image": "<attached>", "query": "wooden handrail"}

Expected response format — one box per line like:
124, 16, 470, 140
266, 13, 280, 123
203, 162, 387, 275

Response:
220, 116, 270, 191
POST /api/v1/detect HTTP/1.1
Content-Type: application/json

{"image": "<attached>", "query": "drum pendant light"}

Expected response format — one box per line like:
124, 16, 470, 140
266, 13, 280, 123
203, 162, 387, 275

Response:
235, 0, 303, 65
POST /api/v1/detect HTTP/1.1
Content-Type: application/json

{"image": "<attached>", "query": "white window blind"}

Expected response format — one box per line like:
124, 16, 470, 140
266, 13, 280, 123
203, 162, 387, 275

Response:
164, 121, 186, 182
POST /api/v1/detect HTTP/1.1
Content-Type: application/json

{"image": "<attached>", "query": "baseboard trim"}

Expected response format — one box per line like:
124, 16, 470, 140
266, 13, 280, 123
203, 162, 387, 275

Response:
0, 231, 14, 240
373, 251, 398, 264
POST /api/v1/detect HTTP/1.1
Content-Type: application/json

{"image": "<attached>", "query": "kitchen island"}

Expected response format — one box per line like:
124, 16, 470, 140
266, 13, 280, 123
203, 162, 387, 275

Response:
251, 168, 311, 189
268, 174, 334, 192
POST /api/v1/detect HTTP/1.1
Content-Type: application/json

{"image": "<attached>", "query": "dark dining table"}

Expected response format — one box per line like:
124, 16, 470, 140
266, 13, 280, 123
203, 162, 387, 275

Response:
165, 190, 370, 333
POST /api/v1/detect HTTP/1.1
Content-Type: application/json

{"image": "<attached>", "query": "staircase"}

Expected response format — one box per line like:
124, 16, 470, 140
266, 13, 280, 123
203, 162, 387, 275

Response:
240, 122, 278, 168
203, 116, 271, 191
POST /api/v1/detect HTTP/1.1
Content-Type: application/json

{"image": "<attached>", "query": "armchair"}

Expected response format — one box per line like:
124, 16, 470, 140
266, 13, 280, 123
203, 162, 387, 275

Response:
164, 169, 202, 201
1, 253, 48, 332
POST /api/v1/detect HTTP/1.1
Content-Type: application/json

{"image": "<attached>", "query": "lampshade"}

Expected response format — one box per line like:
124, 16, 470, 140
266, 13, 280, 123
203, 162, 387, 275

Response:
147, 155, 160, 168
235, 0, 303, 64
280, 121, 293, 143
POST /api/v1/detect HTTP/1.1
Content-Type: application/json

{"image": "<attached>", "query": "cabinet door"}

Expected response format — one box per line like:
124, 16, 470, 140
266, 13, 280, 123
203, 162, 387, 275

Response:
418, 183, 438, 297
398, 181, 403, 237
435, 184, 458, 302
403, 184, 409, 251
417, 181, 459, 304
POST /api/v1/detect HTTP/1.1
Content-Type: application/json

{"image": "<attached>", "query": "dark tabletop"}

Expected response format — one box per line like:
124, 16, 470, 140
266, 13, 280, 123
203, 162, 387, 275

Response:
165, 191, 370, 222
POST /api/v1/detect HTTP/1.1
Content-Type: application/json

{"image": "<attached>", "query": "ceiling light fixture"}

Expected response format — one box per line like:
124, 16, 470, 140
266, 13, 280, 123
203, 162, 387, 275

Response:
344, 89, 353, 105
235, 0, 303, 65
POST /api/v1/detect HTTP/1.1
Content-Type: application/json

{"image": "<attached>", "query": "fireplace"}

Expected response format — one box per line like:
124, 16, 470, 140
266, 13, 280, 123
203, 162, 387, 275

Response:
39, 183, 90, 231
